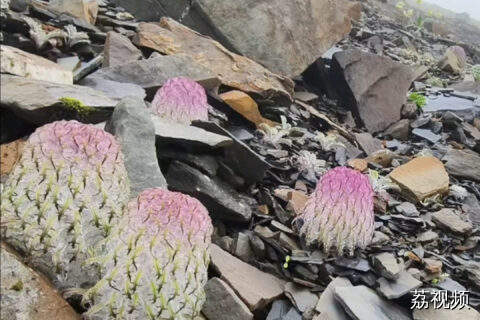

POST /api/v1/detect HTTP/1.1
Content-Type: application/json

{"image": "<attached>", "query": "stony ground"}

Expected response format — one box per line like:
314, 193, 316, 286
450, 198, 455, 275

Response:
0, 0, 480, 320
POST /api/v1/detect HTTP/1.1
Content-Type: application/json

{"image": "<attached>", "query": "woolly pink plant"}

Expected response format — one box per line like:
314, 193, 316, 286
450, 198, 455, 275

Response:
85, 188, 213, 319
151, 77, 209, 124
1, 120, 129, 290
293, 167, 374, 256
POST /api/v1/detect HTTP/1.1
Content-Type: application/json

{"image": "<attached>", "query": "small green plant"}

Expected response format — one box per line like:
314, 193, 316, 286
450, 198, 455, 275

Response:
59, 97, 93, 115
283, 255, 291, 269
472, 65, 480, 82
408, 93, 427, 109
10, 280, 23, 291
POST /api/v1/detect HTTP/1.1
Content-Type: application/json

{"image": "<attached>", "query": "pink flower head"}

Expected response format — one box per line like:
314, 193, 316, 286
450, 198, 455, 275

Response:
151, 77, 209, 124
294, 167, 374, 256
27, 120, 122, 173
127, 188, 213, 245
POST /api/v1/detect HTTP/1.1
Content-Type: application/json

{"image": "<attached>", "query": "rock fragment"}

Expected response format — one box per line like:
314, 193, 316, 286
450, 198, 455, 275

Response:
103, 31, 143, 67
1, 45, 73, 84
334, 285, 411, 320
389, 156, 449, 203
332, 49, 413, 133
210, 244, 285, 311
105, 97, 167, 196
443, 148, 480, 182
1, 74, 116, 125
202, 277, 254, 320
432, 208, 473, 235
0, 243, 80, 320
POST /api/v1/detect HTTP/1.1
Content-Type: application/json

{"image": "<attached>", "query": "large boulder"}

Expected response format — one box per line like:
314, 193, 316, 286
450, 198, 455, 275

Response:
113, 0, 360, 77
331, 50, 414, 133
132, 18, 294, 102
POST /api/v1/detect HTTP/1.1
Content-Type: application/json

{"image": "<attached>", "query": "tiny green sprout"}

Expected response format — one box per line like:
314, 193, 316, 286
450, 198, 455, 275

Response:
408, 93, 427, 109
431, 278, 439, 285
10, 280, 23, 291
283, 255, 291, 269
59, 97, 94, 115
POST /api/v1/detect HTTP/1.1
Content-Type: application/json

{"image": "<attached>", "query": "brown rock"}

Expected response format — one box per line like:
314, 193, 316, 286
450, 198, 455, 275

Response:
1, 45, 73, 85
0, 139, 25, 176
423, 258, 442, 275
389, 156, 449, 203
348, 158, 368, 172
0, 243, 80, 320
87, 54, 220, 99
210, 244, 285, 311
133, 19, 294, 103
103, 31, 143, 67
332, 50, 414, 133
219, 91, 277, 128
366, 149, 398, 167
258, 205, 270, 215
286, 190, 309, 216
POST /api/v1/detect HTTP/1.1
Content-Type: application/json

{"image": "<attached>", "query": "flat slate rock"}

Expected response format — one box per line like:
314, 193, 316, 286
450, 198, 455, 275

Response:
167, 161, 253, 223
0, 74, 115, 125
442, 148, 480, 182
85, 54, 221, 98
413, 305, 480, 320
376, 271, 422, 299
103, 31, 143, 67
431, 208, 473, 235
202, 277, 254, 320
389, 156, 449, 203
334, 285, 411, 320
78, 77, 146, 101
105, 97, 167, 197
354, 132, 383, 155
315, 277, 353, 320
371, 252, 401, 280
284, 282, 318, 313
1, 45, 73, 85
152, 117, 232, 149
210, 244, 286, 311
133, 18, 294, 102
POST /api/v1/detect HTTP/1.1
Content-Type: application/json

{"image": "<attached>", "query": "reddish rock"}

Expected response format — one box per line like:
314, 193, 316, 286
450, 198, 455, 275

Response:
389, 156, 449, 203
219, 91, 277, 128
0, 139, 25, 176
